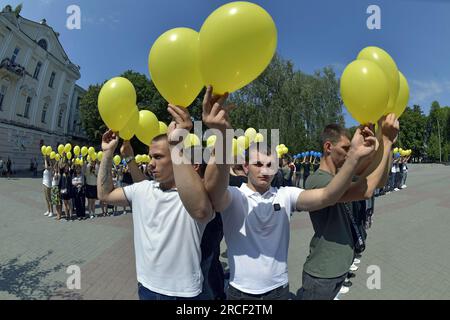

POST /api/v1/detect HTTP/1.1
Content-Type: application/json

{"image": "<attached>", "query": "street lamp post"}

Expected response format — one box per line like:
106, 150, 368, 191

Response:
437, 119, 442, 163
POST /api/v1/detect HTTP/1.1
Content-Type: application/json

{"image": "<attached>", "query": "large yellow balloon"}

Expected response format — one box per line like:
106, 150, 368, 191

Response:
73, 146, 80, 156
357, 46, 399, 113
45, 146, 52, 156
149, 28, 203, 107
41, 145, 47, 156
340, 60, 390, 124
199, 1, 277, 94
64, 143, 72, 153
391, 71, 409, 118
135, 110, 160, 146
98, 77, 137, 131
245, 128, 257, 143
159, 122, 168, 135
119, 106, 139, 140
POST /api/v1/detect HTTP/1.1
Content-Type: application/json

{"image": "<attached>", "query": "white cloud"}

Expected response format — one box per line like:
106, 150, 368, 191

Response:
409, 79, 450, 105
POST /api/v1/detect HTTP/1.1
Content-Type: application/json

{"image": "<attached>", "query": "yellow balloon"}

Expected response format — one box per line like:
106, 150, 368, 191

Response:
149, 28, 203, 107
64, 143, 72, 153
91, 152, 97, 161
57, 144, 65, 155
41, 145, 47, 156
159, 121, 168, 135
245, 128, 257, 143
207, 135, 217, 148
50, 151, 56, 160
97, 151, 103, 162
119, 106, 139, 140
390, 71, 409, 118
87, 155, 92, 163
341, 60, 390, 124
88, 147, 95, 155
135, 155, 142, 163
113, 155, 121, 166
66, 152, 72, 160
98, 77, 137, 131
393, 147, 399, 154
199, 2, 277, 94
232, 138, 238, 157
282, 147, 288, 154
55, 154, 61, 162
81, 146, 88, 157
254, 133, 264, 143
73, 146, 80, 156
357, 46, 399, 113
45, 146, 52, 156
184, 133, 201, 149
237, 136, 250, 150
135, 110, 160, 146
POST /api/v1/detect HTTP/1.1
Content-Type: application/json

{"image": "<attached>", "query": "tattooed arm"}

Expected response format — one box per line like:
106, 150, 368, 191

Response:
97, 130, 129, 206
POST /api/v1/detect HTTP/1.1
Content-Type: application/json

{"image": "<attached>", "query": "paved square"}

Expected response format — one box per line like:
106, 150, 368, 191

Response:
0, 163, 449, 300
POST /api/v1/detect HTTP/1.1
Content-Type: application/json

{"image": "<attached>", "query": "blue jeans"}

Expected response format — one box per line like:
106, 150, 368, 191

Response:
138, 283, 200, 300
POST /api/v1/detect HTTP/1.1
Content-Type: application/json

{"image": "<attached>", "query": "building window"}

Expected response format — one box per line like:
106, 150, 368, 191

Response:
58, 109, 64, 127
41, 103, 48, 123
0, 85, 7, 111
11, 47, 20, 63
33, 62, 42, 80
24, 96, 32, 118
37, 39, 48, 51
76, 97, 81, 109
49, 72, 56, 88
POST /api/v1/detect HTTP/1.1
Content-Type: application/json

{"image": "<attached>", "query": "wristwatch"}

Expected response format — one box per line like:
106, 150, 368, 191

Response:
124, 156, 134, 164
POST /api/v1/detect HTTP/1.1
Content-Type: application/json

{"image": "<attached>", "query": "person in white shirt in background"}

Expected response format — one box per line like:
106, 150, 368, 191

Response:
51, 160, 62, 220
97, 104, 214, 300
85, 160, 99, 219
72, 164, 86, 220
43, 156, 54, 217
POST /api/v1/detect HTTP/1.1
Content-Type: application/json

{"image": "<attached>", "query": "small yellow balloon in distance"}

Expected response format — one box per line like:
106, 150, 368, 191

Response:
73, 146, 80, 156
91, 152, 97, 161
232, 138, 238, 157
237, 136, 250, 150
50, 151, 56, 160
45, 146, 52, 156
254, 133, 264, 143
41, 145, 47, 156
97, 151, 103, 162
55, 154, 61, 162
64, 143, 72, 153
340, 59, 390, 124
245, 128, 257, 143
282, 147, 288, 155
88, 147, 95, 155
357, 46, 399, 113
391, 71, 409, 118
58, 144, 65, 155
119, 106, 139, 141
113, 155, 121, 166
207, 135, 217, 148
98, 77, 137, 132
159, 122, 168, 135
149, 28, 203, 107
393, 147, 399, 154
135, 155, 142, 164
135, 110, 160, 146
199, 1, 277, 95
184, 133, 201, 149
66, 152, 72, 160
81, 146, 88, 157
87, 155, 92, 163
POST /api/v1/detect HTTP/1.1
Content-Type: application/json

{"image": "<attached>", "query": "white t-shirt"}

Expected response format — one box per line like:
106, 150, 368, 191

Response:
52, 173, 60, 187
391, 163, 396, 173
42, 168, 52, 188
85, 164, 98, 186
221, 184, 303, 294
123, 180, 212, 297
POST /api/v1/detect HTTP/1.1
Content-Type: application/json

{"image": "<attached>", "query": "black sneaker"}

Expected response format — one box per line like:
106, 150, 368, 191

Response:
343, 281, 352, 287
347, 272, 356, 279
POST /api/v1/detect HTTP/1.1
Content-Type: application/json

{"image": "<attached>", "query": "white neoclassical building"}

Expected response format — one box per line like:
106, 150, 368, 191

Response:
0, 5, 87, 172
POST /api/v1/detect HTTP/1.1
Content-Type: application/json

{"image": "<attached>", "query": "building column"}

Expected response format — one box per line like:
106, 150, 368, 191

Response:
50, 71, 66, 131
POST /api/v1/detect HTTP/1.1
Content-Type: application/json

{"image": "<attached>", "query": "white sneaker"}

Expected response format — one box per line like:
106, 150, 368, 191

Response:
339, 286, 350, 294
394, 188, 399, 191
350, 263, 359, 272
48, 213, 54, 218
402, 185, 407, 189
353, 258, 361, 264
90, 215, 95, 219
44, 211, 49, 216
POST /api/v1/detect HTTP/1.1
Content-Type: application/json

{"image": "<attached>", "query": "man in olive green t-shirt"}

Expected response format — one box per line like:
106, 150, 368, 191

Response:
300, 118, 399, 300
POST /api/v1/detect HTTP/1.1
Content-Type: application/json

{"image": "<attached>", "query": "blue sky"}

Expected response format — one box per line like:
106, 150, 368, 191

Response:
6, 0, 450, 126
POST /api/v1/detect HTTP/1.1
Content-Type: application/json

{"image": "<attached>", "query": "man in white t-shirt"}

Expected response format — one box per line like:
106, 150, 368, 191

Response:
97, 105, 214, 300
200, 86, 377, 300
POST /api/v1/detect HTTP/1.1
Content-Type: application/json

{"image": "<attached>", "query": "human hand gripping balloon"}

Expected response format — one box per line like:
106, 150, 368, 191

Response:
349, 126, 378, 161
202, 86, 236, 132
381, 113, 400, 145
166, 104, 193, 146
101, 130, 119, 154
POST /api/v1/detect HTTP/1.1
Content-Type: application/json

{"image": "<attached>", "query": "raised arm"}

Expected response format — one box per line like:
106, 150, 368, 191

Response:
297, 126, 377, 212
167, 104, 214, 223
202, 86, 235, 212
120, 141, 146, 183
97, 130, 129, 206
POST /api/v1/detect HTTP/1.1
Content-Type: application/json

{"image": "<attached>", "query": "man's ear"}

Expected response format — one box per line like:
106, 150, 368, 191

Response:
243, 162, 249, 175
192, 163, 200, 173
324, 142, 332, 154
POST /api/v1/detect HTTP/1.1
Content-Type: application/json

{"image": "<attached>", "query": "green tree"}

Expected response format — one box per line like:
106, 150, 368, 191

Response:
397, 105, 427, 159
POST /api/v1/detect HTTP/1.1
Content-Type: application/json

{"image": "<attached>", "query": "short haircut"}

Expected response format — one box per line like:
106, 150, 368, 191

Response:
320, 124, 351, 147
245, 143, 273, 164
151, 134, 168, 144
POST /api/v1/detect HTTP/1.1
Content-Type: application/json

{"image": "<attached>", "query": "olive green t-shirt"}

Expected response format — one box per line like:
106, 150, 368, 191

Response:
303, 169, 355, 278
